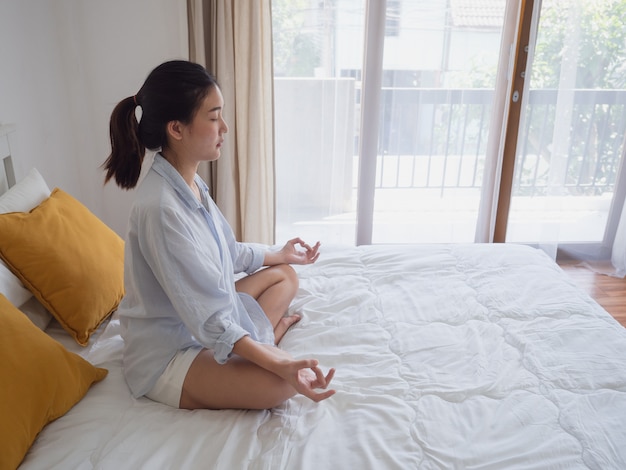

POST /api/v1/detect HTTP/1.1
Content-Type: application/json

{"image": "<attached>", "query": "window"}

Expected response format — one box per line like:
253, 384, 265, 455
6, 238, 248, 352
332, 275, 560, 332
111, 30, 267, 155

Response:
386, 0, 401, 37
272, 0, 626, 256
506, 0, 626, 259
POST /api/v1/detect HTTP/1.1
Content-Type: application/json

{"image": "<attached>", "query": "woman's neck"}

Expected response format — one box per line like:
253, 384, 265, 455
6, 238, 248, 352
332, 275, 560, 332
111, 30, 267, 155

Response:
161, 148, 198, 188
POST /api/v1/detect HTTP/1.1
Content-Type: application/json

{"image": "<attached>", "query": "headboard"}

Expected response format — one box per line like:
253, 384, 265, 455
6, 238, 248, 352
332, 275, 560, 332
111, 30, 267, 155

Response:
0, 124, 16, 195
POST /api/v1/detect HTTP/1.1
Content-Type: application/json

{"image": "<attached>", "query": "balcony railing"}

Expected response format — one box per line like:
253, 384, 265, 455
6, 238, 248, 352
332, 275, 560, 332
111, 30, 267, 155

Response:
375, 88, 626, 196
273, 80, 626, 244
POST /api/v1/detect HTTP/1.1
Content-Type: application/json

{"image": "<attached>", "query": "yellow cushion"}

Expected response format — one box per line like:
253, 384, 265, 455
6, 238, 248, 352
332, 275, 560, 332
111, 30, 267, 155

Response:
0, 294, 107, 469
0, 188, 124, 345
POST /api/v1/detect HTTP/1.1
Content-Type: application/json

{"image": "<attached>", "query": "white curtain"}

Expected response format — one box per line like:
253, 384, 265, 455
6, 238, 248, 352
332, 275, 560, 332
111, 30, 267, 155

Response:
522, 0, 579, 260
513, 0, 625, 271
187, 0, 275, 244
481, 0, 626, 273
611, 137, 626, 276
612, 209, 626, 276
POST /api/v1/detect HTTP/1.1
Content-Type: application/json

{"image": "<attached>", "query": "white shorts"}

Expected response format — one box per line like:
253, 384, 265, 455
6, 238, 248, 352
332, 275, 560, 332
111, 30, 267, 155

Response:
145, 347, 203, 408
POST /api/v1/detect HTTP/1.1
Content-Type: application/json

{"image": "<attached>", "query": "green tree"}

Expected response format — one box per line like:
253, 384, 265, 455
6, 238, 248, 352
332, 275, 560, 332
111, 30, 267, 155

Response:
531, 0, 626, 89
272, 0, 321, 77
522, 0, 626, 196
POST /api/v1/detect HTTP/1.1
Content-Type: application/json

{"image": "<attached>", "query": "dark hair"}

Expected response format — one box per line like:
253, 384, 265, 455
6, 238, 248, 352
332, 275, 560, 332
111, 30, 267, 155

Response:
103, 60, 218, 189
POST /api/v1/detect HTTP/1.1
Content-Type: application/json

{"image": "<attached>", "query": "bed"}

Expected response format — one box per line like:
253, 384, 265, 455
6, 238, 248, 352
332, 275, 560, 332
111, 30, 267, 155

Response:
2, 163, 626, 469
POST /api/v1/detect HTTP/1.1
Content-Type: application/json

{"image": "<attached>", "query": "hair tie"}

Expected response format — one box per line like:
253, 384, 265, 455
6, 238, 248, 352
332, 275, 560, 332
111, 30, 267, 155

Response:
133, 95, 138, 106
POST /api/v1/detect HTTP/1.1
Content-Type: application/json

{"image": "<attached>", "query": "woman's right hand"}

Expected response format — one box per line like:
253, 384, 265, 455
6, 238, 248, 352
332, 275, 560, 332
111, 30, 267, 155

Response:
262, 344, 336, 402
233, 336, 336, 403
282, 357, 336, 402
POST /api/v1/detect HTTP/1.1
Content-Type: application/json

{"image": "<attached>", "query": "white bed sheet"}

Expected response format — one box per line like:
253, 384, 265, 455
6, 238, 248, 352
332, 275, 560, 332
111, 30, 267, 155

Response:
20, 244, 626, 469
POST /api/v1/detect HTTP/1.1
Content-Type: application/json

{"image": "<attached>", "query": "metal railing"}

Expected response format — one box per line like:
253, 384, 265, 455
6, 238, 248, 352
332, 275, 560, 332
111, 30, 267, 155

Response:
374, 88, 626, 196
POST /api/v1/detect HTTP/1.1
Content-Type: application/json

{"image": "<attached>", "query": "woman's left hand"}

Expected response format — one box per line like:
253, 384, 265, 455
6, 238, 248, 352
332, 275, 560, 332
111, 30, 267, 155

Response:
277, 238, 321, 265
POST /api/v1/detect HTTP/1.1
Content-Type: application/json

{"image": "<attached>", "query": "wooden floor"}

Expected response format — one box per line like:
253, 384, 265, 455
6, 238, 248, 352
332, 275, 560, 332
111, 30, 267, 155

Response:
558, 260, 626, 327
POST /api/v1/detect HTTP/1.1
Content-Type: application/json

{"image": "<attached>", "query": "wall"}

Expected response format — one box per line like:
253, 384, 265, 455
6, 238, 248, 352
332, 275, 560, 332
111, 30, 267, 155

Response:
0, 0, 188, 235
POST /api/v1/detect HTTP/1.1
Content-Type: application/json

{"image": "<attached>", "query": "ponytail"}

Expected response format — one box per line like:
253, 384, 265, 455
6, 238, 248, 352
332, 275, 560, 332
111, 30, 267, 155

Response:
103, 96, 145, 190
103, 60, 217, 190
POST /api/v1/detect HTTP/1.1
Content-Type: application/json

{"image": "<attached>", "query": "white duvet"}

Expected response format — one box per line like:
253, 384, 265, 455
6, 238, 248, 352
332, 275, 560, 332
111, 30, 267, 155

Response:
20, 244, 626, 469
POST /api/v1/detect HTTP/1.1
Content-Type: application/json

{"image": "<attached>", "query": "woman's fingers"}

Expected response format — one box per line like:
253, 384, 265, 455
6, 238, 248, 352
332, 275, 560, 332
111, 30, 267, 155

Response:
310, 365, 335, 388
281, 238, 321, 265
308, 242, 321, 260
302, 241, 320, 263
308, 388, 336, 402
290, 360, 336, 402
323, 367, 335, 386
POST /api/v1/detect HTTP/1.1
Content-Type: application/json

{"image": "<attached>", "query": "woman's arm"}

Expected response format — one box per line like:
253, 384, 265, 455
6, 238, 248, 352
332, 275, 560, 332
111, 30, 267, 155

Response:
264, 238, 321, 266
232, 335, 335, 402
255, 238, 332, 401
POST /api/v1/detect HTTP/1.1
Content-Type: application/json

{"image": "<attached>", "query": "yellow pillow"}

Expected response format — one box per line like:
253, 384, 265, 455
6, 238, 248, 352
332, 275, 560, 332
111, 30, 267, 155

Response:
0, 188, 124, 345
0, 294, 107, 469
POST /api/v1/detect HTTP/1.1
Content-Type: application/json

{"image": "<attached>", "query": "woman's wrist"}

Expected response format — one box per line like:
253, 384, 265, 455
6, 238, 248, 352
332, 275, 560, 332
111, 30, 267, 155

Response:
263, 250, 279, 266
232, 336, 291, 375
264, 247, 290, 267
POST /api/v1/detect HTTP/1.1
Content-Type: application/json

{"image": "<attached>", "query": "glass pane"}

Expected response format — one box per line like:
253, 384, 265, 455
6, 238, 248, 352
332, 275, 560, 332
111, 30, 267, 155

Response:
372, 0, 506, 243
272, 0, 366, 245
272, 0, 508, 245
507, 0, 626, 249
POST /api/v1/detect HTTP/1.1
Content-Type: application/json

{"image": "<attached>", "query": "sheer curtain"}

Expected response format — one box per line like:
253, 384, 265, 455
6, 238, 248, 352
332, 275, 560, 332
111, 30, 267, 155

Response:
505, 0, 626, 272
611, 140, 626, 276
187, 0, 275, 244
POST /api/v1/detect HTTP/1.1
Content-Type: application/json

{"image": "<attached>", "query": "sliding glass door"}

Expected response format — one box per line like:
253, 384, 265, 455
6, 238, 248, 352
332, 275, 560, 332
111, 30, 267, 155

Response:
272, 0, 508, 245
272, 0, 366, 245
505, 0, 626, 258
366, 1, 506, 243
272, 0, 626, 253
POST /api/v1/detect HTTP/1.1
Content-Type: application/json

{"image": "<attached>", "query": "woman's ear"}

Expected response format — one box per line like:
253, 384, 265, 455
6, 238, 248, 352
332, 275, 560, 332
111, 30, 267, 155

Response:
166, 120, 184, 141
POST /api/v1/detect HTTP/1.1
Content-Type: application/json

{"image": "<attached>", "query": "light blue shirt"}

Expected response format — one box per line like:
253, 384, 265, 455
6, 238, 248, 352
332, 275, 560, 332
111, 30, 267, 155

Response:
119, 154, 272, 398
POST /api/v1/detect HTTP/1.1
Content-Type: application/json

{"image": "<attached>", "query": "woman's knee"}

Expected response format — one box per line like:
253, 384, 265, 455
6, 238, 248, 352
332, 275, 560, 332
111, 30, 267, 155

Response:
272, 264, 299, 292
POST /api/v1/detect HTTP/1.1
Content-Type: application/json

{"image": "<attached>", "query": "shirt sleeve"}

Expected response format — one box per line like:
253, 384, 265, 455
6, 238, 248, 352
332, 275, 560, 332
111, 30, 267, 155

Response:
139, 203, 250, 363
209, 198, 267, 275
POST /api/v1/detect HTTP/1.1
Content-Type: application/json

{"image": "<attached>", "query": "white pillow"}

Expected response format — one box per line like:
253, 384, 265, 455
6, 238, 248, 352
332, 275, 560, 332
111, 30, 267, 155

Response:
0, 168, 53, 329
0, 167, 50, 212
18, 296, 53, 331
0, 263, 31, 307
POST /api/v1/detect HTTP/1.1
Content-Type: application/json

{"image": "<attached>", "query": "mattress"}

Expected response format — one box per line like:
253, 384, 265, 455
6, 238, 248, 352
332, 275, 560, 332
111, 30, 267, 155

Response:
19, 243, 626, 469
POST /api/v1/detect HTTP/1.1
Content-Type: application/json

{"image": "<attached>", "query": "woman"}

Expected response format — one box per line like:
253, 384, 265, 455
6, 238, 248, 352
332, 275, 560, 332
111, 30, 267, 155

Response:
103, 60, 335, 410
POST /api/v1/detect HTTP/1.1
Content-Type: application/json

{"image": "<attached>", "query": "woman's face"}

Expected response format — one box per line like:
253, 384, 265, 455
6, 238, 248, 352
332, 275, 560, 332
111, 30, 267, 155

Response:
181, 86, 229, 162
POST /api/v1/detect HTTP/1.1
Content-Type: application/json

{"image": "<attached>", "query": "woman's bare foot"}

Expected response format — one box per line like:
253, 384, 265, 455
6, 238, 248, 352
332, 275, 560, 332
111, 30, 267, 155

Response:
274, 314, 301, 344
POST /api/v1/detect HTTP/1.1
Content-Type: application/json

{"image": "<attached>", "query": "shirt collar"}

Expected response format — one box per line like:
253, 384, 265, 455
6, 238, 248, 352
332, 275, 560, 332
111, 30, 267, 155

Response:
151, 153, 205, 210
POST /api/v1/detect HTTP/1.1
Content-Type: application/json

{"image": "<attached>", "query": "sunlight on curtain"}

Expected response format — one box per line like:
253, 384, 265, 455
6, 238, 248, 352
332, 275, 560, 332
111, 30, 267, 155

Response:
506, 0, 626, 262
612, 198, 626, 275
187, 0, 275, 244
